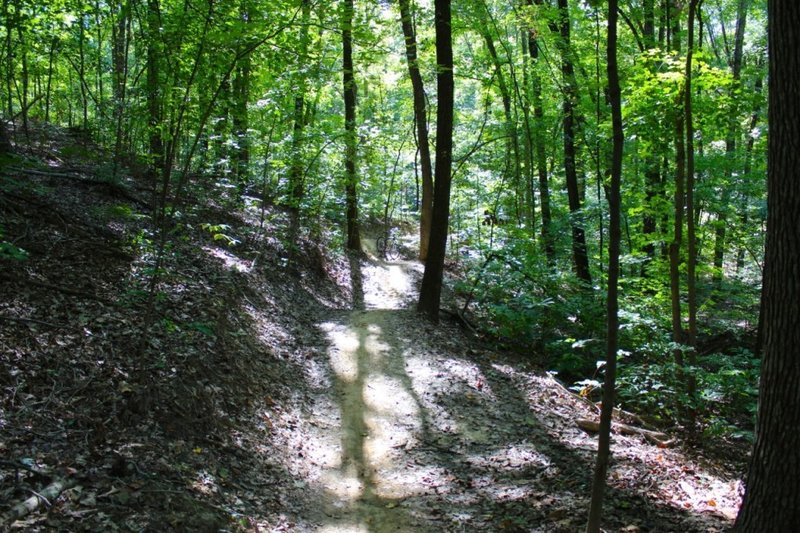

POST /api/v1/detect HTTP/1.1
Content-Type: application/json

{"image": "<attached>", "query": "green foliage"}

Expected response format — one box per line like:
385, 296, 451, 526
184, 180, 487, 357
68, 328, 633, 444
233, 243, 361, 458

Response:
0, 224, 27, 260
0, 240, 28, 260
200, 223, 240, 247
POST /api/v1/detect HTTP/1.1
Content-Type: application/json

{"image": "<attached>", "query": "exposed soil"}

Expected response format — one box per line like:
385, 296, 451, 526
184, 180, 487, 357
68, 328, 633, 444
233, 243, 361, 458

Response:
1, 126, 744, 531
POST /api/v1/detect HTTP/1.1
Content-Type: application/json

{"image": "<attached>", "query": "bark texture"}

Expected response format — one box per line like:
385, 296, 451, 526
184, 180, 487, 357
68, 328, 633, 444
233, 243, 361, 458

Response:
735, 0, 800, 529
398, 0, 433, 262
417, 0, 453, 321
342, 0, 361, 252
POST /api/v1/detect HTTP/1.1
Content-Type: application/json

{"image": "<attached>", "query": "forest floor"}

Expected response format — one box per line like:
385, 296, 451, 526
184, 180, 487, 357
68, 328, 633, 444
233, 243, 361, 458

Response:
1, 126, 744, 531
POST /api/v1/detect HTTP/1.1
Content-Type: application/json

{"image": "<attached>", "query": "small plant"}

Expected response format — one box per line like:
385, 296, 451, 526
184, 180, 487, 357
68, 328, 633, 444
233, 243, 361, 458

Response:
0, 225, 28, 260
200, 223, 240, 247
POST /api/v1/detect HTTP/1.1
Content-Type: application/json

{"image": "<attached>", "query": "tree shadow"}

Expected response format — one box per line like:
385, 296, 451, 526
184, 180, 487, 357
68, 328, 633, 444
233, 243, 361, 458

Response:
349, 253, 365, 311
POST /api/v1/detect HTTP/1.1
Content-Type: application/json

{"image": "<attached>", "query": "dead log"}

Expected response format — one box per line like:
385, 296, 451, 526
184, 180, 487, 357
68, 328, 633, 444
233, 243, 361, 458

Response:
2, 477, 77, 525
576, 417, 674, 446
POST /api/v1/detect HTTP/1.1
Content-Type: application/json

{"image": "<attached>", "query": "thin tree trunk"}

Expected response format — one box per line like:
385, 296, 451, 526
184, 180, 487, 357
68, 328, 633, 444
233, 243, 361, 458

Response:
232, 1, 252, 187
45, 36, 57, 123
586, 0, 623, 527
482, 30, 522, 225
289, 0, 310, 221
94, 0, 104, 143
3, 0, 12, 116
15, 0, 28, 138
78, 15, 88, 132
417, 0, 454, 321
684, 0, 701, 428
715, 0, 749, 282
670, 109, 686, 368
558, 0, 592, 287
146, 0, 163, 189
111, 1, 129, 173
641, 0, 660, 271
398, 0, 433, 262
527, 0, 554, 262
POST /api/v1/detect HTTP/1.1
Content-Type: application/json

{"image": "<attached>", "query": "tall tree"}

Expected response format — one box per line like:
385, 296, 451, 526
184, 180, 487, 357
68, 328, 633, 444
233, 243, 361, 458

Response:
417, 0, 453, 321
289, 0, 311, 220
398, 0, 433, 261
231, 0, 253, 186
557, 0, 592, 287
683, 0, 701, 425
342, 0, 361, 252
641, 0, 662, 268
480, 19, 522, 226
714, 0, 750, 282
586, 0, 623, 527
111, 0, 130, 173
526, 0, 554, 262
734, 0, 800, 528
145, 0, 164, 189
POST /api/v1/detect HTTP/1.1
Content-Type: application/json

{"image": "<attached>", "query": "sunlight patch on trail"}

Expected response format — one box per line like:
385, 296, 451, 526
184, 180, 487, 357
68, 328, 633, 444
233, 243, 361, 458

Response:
362, 261, 420, 310
315, 312, 427, 531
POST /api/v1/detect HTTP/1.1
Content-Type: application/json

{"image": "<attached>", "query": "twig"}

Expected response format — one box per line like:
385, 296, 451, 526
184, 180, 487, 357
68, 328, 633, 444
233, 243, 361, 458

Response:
576, 418, 674, 446
0, 315, 71, 329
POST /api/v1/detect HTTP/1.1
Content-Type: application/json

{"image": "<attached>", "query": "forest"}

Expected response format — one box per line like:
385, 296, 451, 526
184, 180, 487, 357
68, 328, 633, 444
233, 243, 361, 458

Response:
1, 0, 798, 530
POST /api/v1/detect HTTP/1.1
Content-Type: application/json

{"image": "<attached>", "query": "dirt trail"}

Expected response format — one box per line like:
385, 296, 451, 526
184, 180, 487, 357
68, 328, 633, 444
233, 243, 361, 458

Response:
278, 257, 740, 532
303, 259, 428, 532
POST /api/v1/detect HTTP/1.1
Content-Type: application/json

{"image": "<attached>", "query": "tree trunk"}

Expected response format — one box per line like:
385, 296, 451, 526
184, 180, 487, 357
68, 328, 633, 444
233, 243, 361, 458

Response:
735, 1, 800, 528
145, 0, 163, 188
558, 0, 592, 287
342, 0, 361, 252
15, 0, 28, 138
586, 0, 623, 528
417, 0, 454, 322
45, 36, 57, 124
670, 109, 685, 368
715, 0, 750, 282
482, 29, 522, 225
231, 1, 252, 188
289, 0, 310, 219
527, 0, 554, 262
78, 14, 88, 132
398, 0, 433, 262
3, 0, 12, 116
641, 0, 660, 271
0, 118, 11, 154
111, 1, 129, 172
684, 0, 701, 427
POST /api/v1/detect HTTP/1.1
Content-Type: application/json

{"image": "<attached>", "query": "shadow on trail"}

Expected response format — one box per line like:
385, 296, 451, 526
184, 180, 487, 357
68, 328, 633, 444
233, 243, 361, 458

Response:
284, 256, 736, 532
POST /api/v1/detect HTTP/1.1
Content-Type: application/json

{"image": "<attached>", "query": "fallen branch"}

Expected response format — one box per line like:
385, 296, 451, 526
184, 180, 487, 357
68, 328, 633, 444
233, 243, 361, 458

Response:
0, 315, 71, 329
2, 477, 77, 525
8, 167, 150, 208
576, 418, 674, 446
0, 273, 113, 304
548, 375, 656, 431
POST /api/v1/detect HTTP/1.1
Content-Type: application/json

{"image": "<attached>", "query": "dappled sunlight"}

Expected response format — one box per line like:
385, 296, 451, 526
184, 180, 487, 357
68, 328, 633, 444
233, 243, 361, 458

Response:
362, 261, 420, 310
201, 245, 252, 273
320, 462, 364, 504
313, 309, 426, 530
244, 303, 294, 349
465, 442, 553, 473
321, 322, 361, 382
317, 522, 370, 533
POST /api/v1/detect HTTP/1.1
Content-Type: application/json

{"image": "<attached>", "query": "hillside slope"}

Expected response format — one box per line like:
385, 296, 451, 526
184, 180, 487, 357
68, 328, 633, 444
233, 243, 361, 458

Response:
1, 129, 741, 531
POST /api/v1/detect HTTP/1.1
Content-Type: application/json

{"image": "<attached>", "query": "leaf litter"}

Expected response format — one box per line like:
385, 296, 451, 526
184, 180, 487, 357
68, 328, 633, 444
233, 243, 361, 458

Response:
1, 125, 743, 531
